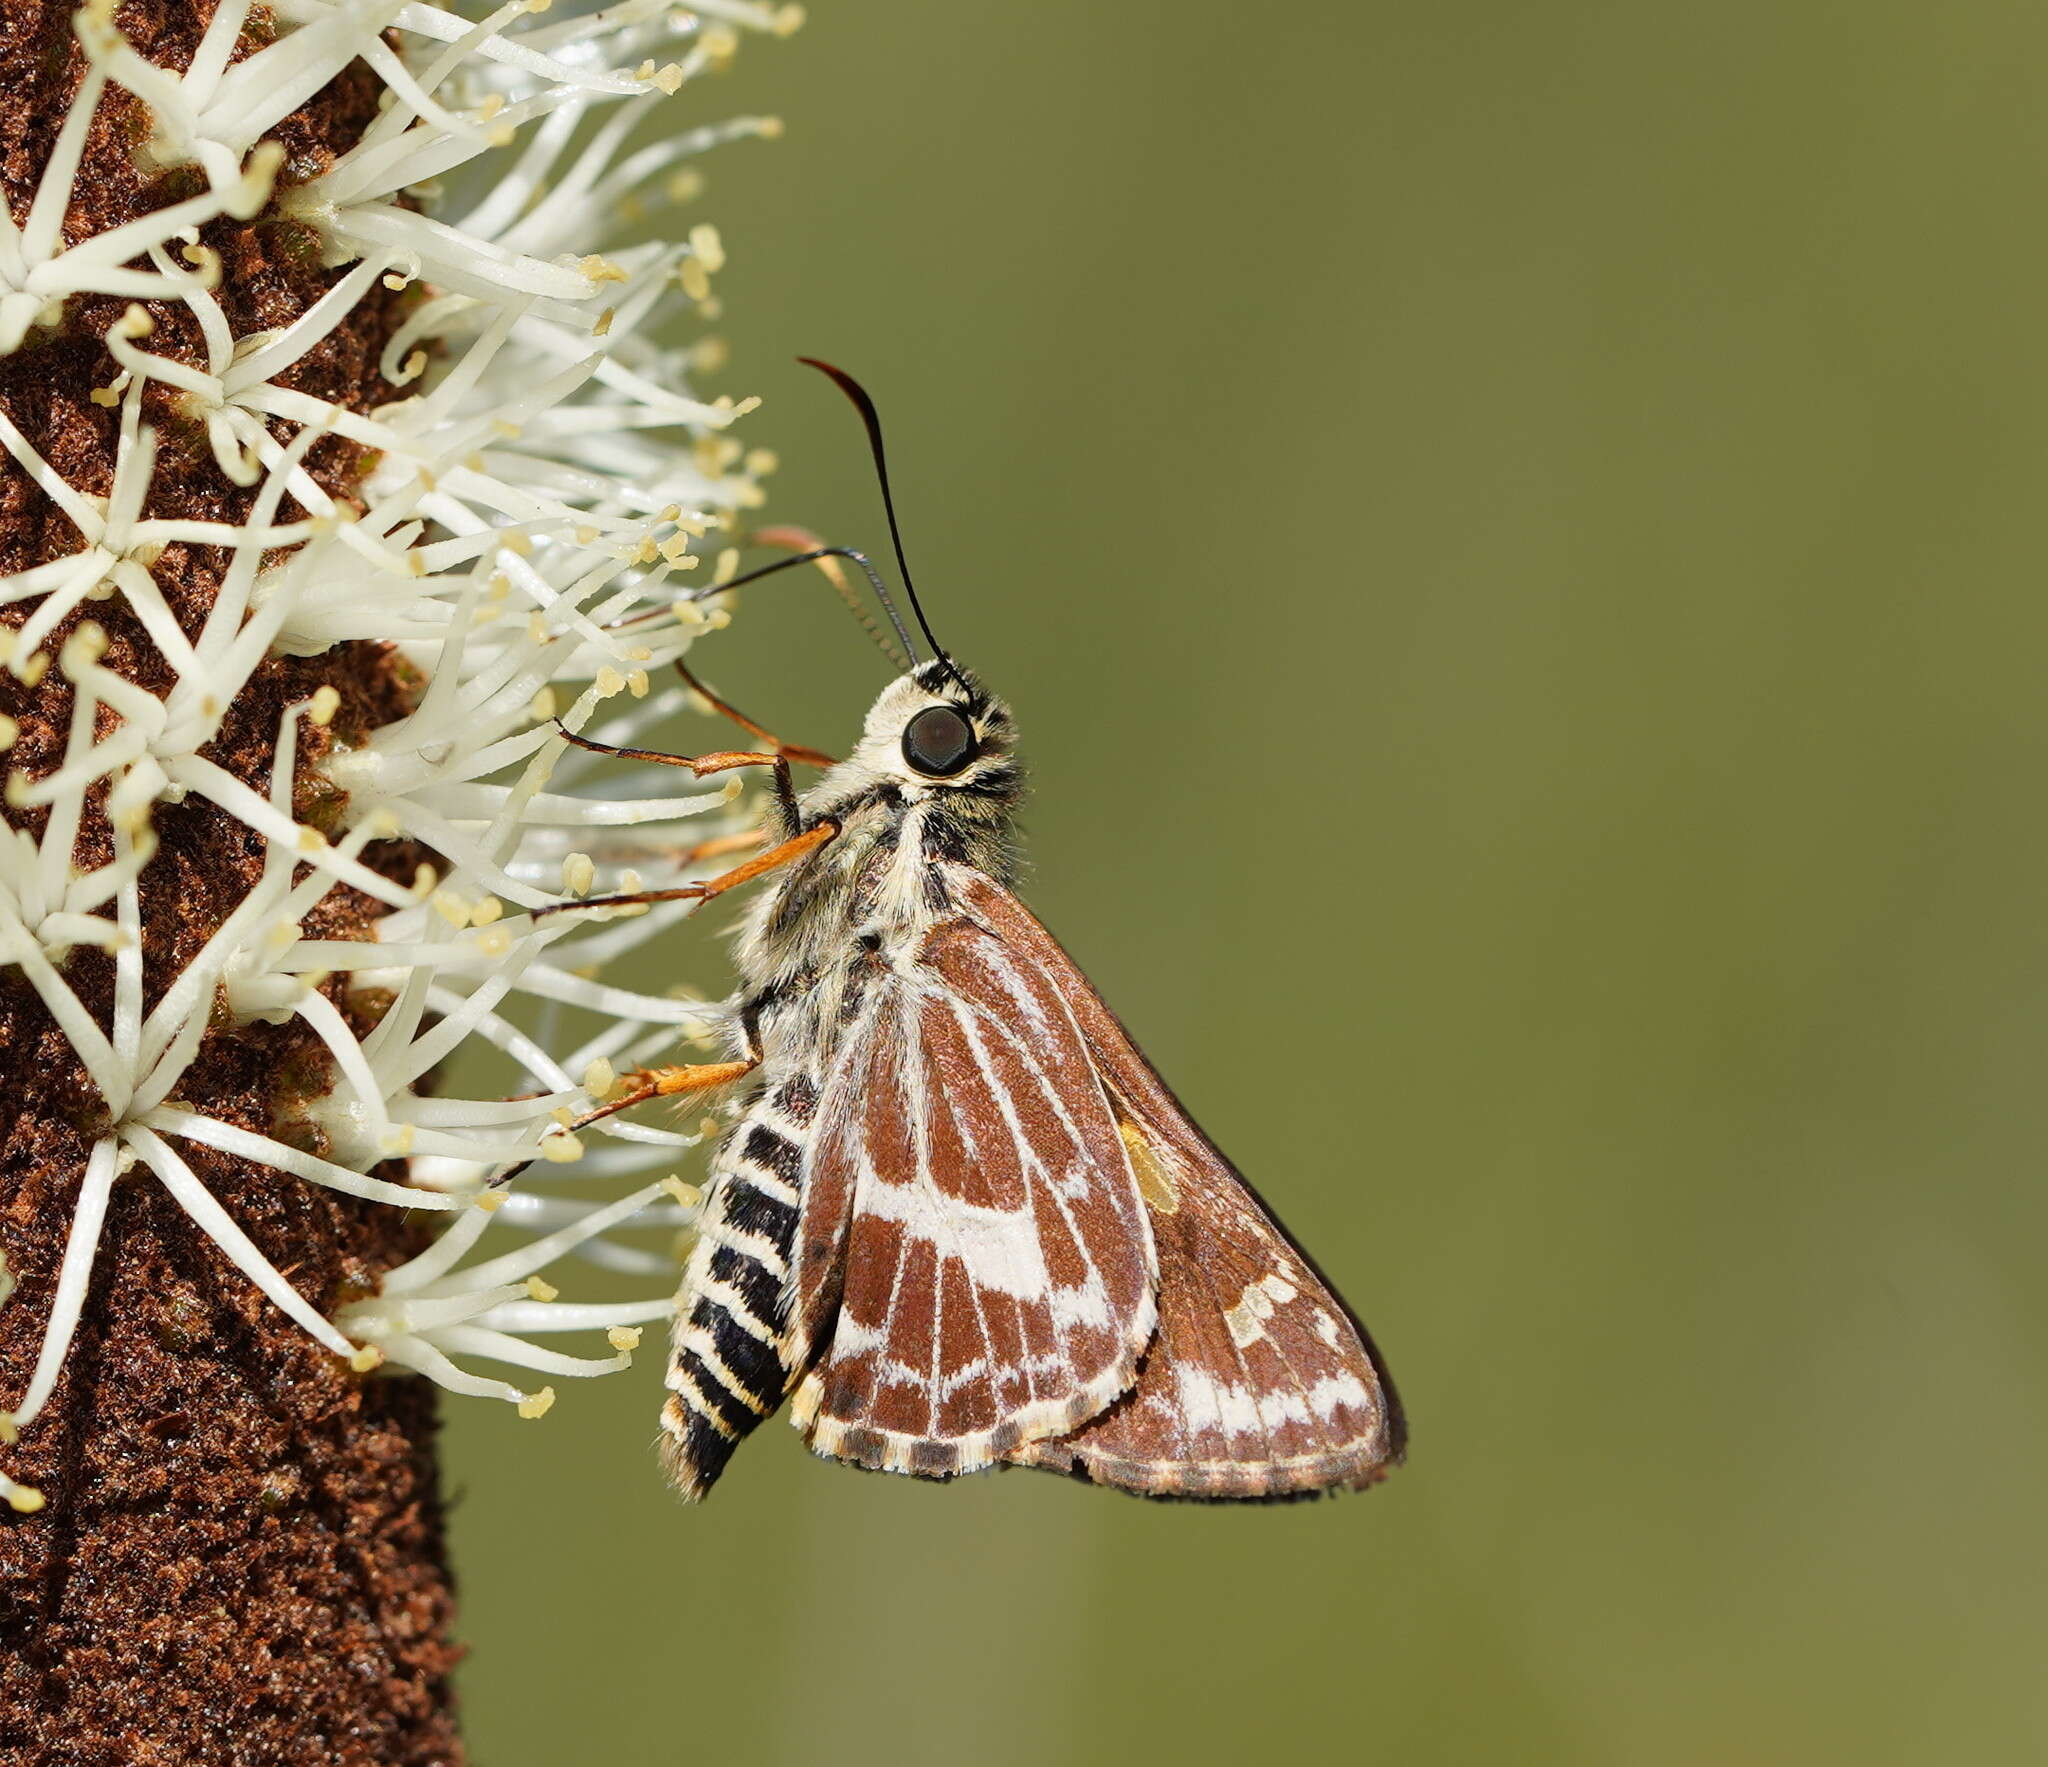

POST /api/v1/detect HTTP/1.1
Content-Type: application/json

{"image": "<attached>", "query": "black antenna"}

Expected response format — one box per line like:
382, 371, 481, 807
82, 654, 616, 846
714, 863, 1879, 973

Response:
796, 357, 966, 692
685, 546, 915, 673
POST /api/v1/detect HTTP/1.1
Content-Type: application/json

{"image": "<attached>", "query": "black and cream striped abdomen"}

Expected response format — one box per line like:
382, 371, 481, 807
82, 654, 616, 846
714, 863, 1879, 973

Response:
659, 1066, 819, 1499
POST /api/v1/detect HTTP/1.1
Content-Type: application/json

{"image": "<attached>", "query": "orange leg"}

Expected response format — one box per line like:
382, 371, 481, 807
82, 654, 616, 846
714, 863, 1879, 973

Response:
576, 1058, 758, 1129
675, 658, 836, 769
493, 1058, 759, 1184
559, 721, 809, 825
672, 829, 767, 865
537, 818, 839, 922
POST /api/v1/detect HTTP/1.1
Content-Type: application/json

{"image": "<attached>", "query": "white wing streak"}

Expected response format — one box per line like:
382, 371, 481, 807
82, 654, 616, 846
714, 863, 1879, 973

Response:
789, 917, 1157, 1477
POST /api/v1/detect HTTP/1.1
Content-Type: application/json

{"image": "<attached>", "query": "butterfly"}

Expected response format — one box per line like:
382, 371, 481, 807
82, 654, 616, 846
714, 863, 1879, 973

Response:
560, 361, 1404, 1501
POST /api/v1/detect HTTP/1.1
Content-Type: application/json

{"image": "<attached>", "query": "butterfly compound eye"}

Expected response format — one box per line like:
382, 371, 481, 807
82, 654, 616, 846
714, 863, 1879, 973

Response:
901, 704, 977, 777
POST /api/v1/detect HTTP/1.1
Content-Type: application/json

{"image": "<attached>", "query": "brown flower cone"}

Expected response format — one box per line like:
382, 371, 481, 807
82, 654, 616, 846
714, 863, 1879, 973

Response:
0, 6, 462, 1761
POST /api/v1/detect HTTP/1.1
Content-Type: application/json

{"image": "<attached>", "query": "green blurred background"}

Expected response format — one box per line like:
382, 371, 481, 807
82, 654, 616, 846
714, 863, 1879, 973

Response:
447, 3, 2048, 1760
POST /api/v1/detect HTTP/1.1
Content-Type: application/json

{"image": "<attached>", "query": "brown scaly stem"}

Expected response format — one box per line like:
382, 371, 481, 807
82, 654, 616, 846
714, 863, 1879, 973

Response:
0, 6, 459, 1759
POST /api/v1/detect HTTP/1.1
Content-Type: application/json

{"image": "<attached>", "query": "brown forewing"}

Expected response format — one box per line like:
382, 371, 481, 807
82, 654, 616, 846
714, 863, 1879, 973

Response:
947, 868, 1406, 1499
787, 913, 1158, 1478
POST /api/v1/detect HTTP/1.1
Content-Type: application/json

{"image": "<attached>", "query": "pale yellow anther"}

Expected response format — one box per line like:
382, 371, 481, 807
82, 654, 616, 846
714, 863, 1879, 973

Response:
627, 669, 650, 698
720, 776, 743, 803
383, 272, 410, 291
667, 168, 705, 204
382, 1124, 417, 1156
679, 259, 712, 302
431, 890, 472, 928
517, 1387, 557, 1420
661, 1176, 703, 1210
561, 852, 596, 896
757, 116, 786, 140
582, 1057, 617, 1098
595, 665, 626, 698
773, 5, 805, 36
474, 926, 512, 959
713, 547, 740, 585
413, 862, 439, 896
540, 1131, 585, 1164
349, 1345, 385, 1374
575, 525, 600, 546
295, 826, 327, 854
653, 63, 684, 94
307, 685, 341, 726
525, 1275, 560, 1303
744, 448, 779, 477
688, 224, 727, 274
470, 896, 504, 927
473, 1190, 507, 1213
404, 349, 428, 380
608, 1326, 644, 1353
59, 623, 107, 676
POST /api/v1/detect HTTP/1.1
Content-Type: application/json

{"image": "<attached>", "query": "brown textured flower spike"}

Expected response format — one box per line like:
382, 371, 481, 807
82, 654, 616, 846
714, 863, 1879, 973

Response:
0, 2, 796, 1757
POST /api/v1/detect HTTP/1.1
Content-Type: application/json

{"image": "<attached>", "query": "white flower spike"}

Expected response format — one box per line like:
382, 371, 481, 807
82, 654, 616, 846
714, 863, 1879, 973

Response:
0, 0, 797, 1506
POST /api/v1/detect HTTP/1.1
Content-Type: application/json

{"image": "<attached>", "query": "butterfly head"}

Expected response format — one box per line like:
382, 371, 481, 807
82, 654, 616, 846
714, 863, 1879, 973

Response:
855, 657, 1019, 804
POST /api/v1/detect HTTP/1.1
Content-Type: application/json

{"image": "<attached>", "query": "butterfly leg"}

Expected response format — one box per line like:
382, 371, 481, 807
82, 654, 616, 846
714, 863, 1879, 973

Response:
667, 828, 767, 866
675, 658, 836, 771
558, 720, 817, 834
584, 1058, 758, 1123
538, 817, 839, 924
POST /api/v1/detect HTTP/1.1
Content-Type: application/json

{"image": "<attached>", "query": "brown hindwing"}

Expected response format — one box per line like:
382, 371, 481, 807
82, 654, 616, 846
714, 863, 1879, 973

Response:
946, 868, 1406, 1500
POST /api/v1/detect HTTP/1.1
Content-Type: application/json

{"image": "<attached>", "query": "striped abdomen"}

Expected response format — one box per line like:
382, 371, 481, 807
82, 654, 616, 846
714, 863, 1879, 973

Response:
659, 1074, 815, 1499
